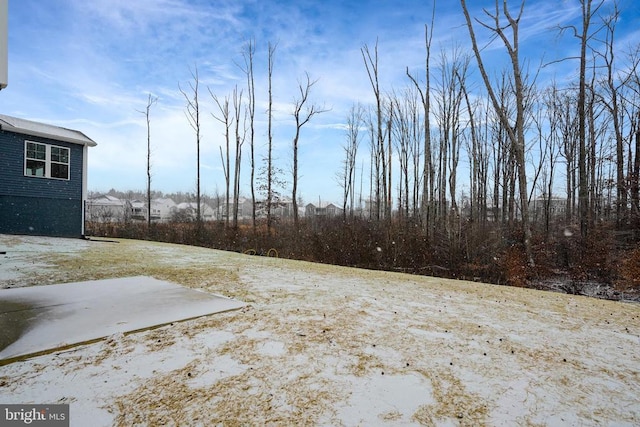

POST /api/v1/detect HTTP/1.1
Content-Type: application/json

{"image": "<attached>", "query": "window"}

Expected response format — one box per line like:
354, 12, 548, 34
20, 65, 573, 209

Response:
24, 141, 70, 180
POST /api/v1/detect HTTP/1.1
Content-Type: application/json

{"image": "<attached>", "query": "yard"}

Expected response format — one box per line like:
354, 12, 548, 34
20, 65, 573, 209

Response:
0, 234, 639, 426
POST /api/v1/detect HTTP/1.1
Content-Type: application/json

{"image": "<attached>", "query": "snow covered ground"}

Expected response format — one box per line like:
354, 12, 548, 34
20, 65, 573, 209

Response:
1, 234, 639, 426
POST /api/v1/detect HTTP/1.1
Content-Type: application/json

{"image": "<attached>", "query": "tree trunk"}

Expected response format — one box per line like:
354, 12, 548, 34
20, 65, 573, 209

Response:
267, 42, 276, 234
179, 66, 202, 224
138, 93, 157, 232
242, 40, 257, 230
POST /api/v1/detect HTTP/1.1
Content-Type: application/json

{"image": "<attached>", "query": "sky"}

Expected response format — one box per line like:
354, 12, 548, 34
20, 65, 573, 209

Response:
2, 0, 639, 205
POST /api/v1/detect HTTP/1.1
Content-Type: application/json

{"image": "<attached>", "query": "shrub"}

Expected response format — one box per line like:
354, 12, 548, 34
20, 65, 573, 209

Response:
568, 226, 615, 283
85, 216, 632, 299
500, 244, 529, 287
616, 248, 640, 291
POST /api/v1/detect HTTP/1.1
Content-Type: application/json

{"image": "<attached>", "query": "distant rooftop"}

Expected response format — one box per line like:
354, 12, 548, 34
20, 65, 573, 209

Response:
0, 114, 97, 147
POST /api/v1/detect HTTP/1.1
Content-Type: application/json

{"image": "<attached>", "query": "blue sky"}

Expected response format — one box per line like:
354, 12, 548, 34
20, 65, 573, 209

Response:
2, 0, 639, 204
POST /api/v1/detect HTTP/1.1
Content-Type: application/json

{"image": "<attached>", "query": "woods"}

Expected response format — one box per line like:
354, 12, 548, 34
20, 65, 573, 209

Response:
89, 0, 640, 298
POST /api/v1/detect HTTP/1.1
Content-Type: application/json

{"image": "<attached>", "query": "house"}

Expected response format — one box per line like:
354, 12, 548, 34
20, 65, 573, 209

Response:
130, 198, 177, 222
252, 198, 301, 220
152, 198, 177, 222
86, 196, 178, 223
0, 114, 96, 237
86, 195, 129, 222
305, 201, 343, 218
175, 202, 214, 221
530, 196, 568, 220
273, 197, 295, 218
217, 197, 253, 221
129, 199, 146, 221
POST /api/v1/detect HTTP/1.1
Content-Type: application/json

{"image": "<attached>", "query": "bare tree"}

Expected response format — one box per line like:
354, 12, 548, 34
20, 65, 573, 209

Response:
498, 76, 517, 226
240, 39, 257, 229
538, 85, 564, 235
488, 73, 517, 225
565, 0, 606, 236
362, 41, 387, 221
565, 90, 581, 222
366, 108, 379, 219
460, 0, 535, 266
458, 69, 483, 225
179, 65, 203, 223
407, 5, 436, 232
401, 88, 425, 219
627, 49, 640, 225
632, 109, 640, 225
266, 41, 276, 233
433, 47, 469, 222
385, 96, 393, 221
232, 86, 246, 228
391, 89, 414, 219
210, 91, 232, 226
291, 72, 327, 227
597, 2, 638, 226
339, 104, 364, 218
137, 93, 157, 230
448, 64, 461, 219
591, 91, 612, 222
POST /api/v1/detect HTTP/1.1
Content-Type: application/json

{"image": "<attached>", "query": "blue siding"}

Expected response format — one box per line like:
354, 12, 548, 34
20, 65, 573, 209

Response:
0, 129, 83, 199
0, 196, 82, 237
0, 129, 85, 237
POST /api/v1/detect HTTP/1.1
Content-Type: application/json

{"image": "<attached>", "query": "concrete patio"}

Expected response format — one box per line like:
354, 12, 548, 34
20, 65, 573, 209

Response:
0, 276, 245, 363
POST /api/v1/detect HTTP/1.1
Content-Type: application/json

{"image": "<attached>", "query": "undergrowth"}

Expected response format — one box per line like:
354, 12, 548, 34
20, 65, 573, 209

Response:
86, 217, 637, 296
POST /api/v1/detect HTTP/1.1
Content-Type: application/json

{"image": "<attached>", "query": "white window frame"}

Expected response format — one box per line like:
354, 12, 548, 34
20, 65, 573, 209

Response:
24, 140, 70, 180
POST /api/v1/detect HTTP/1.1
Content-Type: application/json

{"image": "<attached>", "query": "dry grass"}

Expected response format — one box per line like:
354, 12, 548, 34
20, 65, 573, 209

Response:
5, 239, 244, 300
105, 240, 638, 424
2, 236, 640, 425
411, 369, 489, 425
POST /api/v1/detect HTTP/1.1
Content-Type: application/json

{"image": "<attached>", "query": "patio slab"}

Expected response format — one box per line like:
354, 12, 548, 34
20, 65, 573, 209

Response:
0, 276, 245, 362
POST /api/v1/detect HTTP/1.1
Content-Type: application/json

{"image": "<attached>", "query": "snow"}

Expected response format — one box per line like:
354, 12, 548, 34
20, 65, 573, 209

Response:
1, 234, 639, 426
0, 235, 91, 285
333, 373, 434, 426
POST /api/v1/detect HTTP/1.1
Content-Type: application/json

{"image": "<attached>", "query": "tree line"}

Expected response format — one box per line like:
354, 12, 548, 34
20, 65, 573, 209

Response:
342, 0, 639, 262
96, 0, 640, 297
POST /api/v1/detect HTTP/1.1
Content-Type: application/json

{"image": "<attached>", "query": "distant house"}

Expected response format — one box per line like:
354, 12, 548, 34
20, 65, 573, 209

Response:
305, 201, 343, 218
530, 196, 568, 220
131, 198, 177, 222
273, 197, 295, 218
86, 195, 129, 222
87, 196, 177, 223
252, 198, 301, 220
129, 199, 146, 221
0, 114, 96, 237
175, 202, 214, 221
218, 197, 253, 220
152, 198, 177, 222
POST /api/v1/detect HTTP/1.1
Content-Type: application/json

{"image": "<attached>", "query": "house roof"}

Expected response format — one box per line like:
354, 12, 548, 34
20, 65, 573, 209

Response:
176, 202, 212, 211
0, 114, 97, 147
88, 195, 127, 206
306, 202, 338, 209
153, 198, 177, 206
